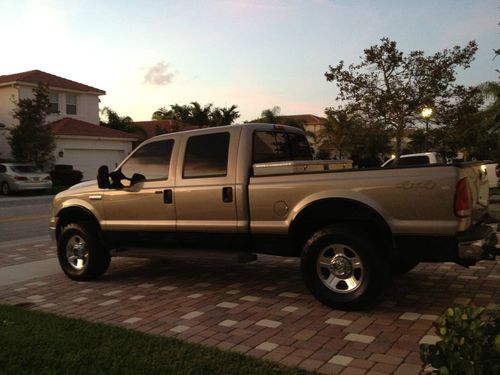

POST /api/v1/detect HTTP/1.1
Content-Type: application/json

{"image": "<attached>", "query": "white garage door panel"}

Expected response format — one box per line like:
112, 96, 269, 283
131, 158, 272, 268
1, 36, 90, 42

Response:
63, 149, 125, 180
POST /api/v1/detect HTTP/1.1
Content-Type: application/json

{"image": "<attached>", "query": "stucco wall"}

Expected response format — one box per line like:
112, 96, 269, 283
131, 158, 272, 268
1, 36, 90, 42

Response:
0, 86, 19, 159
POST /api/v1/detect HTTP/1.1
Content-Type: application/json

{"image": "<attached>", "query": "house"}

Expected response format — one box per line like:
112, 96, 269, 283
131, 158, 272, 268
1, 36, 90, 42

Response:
0, 70, 137, 179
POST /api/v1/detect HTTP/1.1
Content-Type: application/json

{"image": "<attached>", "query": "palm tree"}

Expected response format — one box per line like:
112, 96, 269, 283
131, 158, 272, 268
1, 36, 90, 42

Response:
151, 106, 173, 120
319, 108, 361, 159
100, 107, 146, 138
210, 105, 240, 127
190, 101, 213, 126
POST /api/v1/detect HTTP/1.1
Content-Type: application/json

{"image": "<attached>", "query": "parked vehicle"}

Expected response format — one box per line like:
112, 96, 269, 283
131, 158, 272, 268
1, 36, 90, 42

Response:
483, 161, 499, 188
50, 124, 499, 310
381, 152, 445, 167
0, 163, 52, 195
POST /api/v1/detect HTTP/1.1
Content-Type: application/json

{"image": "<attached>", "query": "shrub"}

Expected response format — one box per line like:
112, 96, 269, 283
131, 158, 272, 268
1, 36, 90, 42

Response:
420, 305, 500, 375
50, 165, 83, 186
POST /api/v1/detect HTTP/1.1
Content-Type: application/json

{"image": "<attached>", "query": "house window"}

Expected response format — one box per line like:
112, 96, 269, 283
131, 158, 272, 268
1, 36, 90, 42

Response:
66, 94, 77, 115
49, 93, 59, 113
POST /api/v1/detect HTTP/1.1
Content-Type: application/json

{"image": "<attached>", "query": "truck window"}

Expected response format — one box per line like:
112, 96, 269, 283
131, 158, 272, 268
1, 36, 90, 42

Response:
183, 132, 230, 178
253, 131, 312, 163
398, 156, 430, 166
121, 139, 174, 180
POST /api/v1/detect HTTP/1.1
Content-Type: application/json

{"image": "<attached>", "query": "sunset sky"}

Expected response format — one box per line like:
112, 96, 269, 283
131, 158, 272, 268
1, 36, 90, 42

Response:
1, 0, 498, 122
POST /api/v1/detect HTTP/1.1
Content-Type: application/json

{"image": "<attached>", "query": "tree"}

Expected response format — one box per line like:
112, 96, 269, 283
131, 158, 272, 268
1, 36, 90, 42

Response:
210, 105, 240, 127
325, 38, 478, 158
151, 102, 240, 127
260, 106, 281, 124
100, 107, 146, 138
318, 107, 361, 159
8, 84, 56, 167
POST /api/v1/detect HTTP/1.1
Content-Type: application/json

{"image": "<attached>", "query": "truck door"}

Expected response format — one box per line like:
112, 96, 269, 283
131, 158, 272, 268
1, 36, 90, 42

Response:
101, 138, 178, 236
174, 129, 240, 237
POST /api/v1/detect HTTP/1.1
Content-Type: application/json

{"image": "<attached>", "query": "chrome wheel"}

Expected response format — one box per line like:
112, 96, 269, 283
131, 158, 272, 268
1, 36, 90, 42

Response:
65, 235, 89, 271
316, 243, 364, 293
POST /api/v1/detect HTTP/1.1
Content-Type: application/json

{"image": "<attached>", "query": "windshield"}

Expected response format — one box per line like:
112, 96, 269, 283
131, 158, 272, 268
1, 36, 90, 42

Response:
11, 166, 41, 173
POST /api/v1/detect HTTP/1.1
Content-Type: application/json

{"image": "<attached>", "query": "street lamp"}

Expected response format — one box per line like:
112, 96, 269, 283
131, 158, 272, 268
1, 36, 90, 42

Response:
422, 107, 433, 151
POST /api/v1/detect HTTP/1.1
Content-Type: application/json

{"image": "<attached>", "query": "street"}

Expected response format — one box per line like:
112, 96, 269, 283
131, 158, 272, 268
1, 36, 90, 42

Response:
0, 194, 53, 244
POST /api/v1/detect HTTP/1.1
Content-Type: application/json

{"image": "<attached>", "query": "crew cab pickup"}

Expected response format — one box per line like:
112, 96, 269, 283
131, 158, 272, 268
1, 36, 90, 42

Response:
50, 124, 499, 309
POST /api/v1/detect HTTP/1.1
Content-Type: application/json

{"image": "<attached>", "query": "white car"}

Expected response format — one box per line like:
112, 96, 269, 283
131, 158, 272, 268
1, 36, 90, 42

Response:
381, 152, 445, 167
0, 163, 52, 195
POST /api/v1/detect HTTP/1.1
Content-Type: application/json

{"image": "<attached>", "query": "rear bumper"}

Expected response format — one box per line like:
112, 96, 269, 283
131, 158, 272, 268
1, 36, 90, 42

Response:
10, 181, 52, 191
457, 220, 499, 261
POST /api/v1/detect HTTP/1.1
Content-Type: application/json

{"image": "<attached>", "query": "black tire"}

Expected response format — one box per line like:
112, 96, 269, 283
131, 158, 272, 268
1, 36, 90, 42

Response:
57, 222, 110, 281
1, 182, 10, 195
389, 257, 419, 276
301, 225, 388, 310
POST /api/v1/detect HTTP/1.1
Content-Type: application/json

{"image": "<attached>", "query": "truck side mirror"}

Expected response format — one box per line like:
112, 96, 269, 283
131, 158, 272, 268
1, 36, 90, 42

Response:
97, 165, 110, 188
131, 173, 146, 185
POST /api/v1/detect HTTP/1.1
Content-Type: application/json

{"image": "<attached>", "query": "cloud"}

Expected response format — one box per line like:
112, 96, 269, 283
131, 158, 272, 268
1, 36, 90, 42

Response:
143, 62, 175, 86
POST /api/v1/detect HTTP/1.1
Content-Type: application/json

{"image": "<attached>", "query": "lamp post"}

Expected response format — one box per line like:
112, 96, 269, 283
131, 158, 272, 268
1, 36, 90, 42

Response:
421, 107, 433, 151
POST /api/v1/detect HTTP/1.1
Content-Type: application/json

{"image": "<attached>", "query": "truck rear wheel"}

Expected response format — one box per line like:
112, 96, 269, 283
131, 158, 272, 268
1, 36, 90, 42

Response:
57, 222, 110, 281
301, 225, 387, 310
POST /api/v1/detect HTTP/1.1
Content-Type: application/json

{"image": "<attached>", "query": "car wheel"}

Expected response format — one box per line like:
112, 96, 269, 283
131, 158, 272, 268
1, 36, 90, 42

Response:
301, 225, 388, 310
1, 182, 10, 195
57, 222, 110, 281
390, 257, 419, 276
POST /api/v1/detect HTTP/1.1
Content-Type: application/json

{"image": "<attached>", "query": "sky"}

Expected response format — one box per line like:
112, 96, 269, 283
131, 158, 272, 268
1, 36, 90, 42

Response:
0, 0, 498, 122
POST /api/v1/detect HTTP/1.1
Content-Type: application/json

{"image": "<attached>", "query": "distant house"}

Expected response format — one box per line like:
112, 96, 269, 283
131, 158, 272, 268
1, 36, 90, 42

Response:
0, 70, 137, 179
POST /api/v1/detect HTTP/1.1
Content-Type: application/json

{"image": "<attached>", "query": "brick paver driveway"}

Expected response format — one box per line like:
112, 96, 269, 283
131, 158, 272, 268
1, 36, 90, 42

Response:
1, 239, 499, 375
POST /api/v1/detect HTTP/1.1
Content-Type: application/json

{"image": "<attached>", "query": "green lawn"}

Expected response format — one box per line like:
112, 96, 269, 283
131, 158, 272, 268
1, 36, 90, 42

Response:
0, 305, 310, 375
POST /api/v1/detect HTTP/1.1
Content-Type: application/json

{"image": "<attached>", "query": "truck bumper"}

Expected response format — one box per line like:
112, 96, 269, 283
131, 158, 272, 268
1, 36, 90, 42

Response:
457, 220, 499, 261
49, 216, 58, 241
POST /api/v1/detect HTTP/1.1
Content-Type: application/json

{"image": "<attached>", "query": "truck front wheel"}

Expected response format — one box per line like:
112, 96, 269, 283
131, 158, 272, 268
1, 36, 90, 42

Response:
301, 225, 387, 310
57, 222, 110, 281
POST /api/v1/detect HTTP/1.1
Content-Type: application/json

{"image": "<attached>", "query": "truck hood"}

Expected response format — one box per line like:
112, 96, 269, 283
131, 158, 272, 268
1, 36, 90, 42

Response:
68, 180, 98, 190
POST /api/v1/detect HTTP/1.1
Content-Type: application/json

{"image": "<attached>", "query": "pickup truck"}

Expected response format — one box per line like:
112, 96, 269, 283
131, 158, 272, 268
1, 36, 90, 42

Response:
50, 123, 499, 310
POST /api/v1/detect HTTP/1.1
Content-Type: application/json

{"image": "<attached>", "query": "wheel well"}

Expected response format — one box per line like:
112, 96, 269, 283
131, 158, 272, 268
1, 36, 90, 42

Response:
289, 198, 393, 256
56, 206, 101, 240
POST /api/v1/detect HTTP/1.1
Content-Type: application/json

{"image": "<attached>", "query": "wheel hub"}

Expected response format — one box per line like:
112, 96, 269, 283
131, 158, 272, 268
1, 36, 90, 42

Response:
329, 254, 353, 279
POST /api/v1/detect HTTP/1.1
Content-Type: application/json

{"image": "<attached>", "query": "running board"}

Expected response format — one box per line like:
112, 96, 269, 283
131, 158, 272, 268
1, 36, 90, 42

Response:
110, 247, 258, 264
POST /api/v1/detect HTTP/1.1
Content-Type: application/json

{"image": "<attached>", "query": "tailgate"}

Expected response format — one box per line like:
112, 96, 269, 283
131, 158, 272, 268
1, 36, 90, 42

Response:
458, 162, 489, 220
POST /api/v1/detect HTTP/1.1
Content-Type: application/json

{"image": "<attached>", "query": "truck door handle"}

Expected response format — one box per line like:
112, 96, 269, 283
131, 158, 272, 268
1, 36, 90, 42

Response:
222, 187, 233, 203
163, 189, 173, 204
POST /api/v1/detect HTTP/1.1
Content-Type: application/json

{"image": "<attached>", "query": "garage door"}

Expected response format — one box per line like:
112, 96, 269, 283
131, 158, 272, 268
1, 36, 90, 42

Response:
62, 149, 126, 180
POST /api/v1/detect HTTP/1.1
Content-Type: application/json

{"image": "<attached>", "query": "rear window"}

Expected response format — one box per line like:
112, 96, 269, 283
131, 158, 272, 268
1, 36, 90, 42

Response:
398, 156, 430, 166
253, 131, 312, 163
11, 166, 41, 173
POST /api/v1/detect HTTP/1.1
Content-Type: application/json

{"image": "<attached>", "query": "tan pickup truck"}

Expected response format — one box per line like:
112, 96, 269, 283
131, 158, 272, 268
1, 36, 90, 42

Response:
50, 123, 499, 309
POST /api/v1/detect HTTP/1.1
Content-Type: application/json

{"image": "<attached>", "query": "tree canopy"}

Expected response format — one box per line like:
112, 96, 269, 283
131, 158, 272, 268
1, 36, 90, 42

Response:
100, 107, 146, 138
325, 38, 478, 158
8, 84, 55, 167
152, 102, 240, 127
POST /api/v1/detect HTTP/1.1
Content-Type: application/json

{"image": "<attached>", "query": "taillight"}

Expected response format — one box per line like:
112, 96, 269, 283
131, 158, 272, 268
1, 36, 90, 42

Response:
454, 177, 471, 218
14, 176, 28, 181
496, 167, 500, 178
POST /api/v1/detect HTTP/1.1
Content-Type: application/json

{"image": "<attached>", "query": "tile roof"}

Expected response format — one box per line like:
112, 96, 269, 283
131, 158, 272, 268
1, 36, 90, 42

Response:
132, 120, 201, 140
48, 118, 137, 139
0, 70, 105, 95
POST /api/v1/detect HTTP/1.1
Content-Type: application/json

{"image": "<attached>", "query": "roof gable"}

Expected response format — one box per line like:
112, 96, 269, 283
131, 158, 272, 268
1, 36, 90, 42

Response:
0, 70, 105, 95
